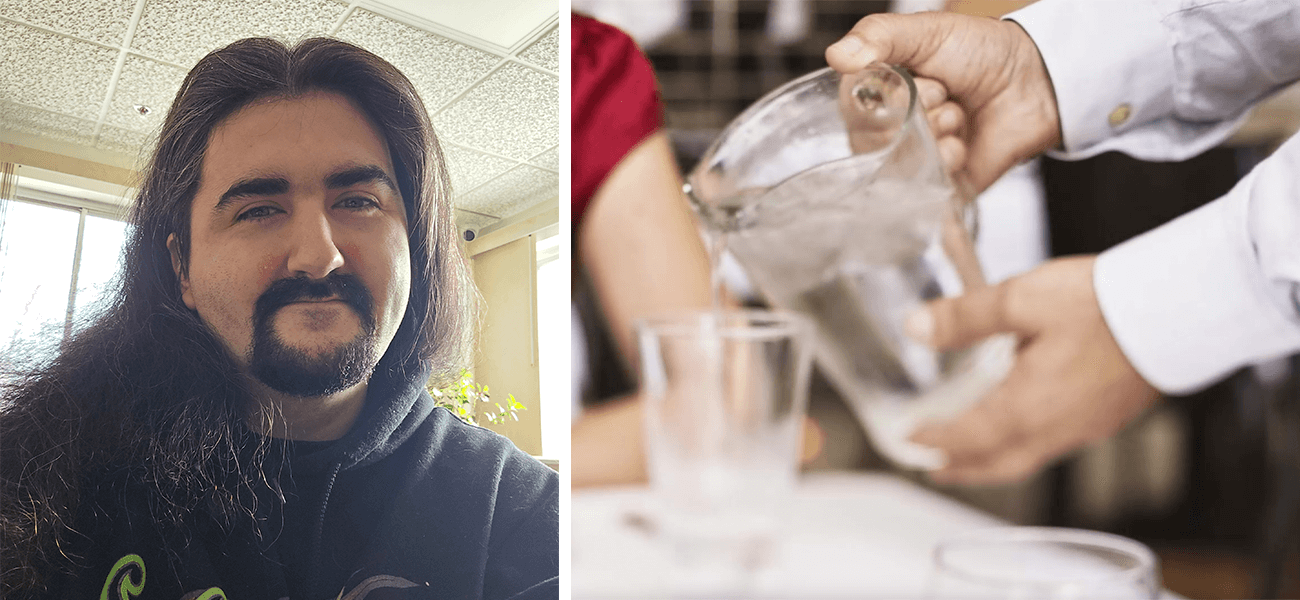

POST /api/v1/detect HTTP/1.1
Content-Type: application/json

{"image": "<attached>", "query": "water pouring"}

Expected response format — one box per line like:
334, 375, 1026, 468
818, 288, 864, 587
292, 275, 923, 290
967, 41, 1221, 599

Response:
685, 64, 1014, 470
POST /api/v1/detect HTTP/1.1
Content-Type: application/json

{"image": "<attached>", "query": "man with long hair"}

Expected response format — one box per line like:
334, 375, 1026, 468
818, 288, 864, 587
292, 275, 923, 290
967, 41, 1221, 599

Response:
0, 38, 558, 599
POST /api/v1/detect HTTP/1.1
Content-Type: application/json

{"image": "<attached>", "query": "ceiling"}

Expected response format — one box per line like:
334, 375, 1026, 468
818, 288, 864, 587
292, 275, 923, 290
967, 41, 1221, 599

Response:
0, 0, 559, 235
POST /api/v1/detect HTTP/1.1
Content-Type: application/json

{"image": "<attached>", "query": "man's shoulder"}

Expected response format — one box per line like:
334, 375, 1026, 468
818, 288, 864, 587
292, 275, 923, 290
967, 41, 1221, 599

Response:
405, 405, 557, 488
378, 403, 558, 552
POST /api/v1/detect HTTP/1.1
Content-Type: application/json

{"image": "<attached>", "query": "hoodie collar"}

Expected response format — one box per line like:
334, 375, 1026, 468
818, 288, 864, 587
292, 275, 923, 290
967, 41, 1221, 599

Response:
289, 361, 433, 474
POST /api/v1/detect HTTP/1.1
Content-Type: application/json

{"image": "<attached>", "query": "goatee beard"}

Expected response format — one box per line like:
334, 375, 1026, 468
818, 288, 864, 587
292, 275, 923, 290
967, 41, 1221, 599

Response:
249, 273, 378, 397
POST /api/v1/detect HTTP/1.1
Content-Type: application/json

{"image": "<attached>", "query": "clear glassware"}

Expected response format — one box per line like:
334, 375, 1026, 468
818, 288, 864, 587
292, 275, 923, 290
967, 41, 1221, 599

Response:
931, 527, 1161, 599
636, 309, 813, 594
684, 64, 1014, 470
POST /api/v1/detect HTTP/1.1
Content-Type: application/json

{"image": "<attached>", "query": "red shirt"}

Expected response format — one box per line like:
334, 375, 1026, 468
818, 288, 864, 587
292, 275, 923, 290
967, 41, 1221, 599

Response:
571, 14, 665, 224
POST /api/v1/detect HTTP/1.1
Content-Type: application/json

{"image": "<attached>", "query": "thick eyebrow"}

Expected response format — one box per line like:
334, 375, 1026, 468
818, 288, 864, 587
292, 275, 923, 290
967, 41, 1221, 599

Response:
215, 176, 290, 213
325, 164, 398, 193
211, 165, 397, 216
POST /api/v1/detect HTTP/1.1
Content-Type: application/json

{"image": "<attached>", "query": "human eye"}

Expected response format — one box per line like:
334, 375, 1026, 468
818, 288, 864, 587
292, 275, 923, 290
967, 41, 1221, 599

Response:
235, 205, 283, 222
335, 196, 380, 212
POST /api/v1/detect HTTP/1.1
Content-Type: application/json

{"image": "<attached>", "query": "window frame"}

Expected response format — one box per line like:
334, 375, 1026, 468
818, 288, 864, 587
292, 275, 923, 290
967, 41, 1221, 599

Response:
533, 226, 564, 461
6, 178, 131, 341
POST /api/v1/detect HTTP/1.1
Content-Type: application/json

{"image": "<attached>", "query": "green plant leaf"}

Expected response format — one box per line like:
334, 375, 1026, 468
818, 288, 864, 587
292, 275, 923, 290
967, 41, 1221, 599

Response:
427, 369, 526, 429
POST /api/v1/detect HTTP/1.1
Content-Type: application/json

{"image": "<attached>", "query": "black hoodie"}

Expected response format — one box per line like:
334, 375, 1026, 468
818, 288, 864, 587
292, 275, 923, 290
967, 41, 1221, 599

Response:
47, 364, 559, 600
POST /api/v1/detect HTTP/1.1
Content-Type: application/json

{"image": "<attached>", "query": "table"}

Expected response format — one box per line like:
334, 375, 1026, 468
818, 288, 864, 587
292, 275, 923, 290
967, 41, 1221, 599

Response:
572, 471, 1181, 599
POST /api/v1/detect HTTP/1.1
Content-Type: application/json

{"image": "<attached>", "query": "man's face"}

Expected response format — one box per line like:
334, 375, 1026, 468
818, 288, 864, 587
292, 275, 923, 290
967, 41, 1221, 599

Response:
175, 91, 411, 397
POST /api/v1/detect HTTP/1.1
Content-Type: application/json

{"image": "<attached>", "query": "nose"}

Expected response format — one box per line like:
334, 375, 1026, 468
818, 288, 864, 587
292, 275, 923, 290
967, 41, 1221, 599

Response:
285, 210, 345, 279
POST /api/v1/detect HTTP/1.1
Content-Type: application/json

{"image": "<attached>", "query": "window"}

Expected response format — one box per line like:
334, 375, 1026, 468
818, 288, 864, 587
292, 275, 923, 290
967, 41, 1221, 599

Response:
74, 214, 129, 317
0, 178, 130, 375
535, 229, 565, 461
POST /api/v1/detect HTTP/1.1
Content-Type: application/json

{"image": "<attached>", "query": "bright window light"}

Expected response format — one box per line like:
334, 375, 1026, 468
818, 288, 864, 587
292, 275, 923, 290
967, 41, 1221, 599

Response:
535, 230, 565, 461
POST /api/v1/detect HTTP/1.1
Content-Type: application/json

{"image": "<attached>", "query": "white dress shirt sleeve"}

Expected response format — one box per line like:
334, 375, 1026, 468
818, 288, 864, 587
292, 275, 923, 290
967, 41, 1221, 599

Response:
1008, 0, 1300, 393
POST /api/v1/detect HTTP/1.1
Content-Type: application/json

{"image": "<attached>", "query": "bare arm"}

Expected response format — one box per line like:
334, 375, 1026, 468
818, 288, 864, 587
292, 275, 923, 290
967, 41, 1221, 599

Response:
573, 131, 714, 489
577, 130, 714, 373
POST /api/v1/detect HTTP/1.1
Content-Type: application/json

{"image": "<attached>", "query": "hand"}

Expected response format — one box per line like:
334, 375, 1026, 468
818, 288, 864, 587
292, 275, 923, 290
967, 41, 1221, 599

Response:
826, 11, 1061, 192
571, 394, 827, 489
572, 395, 647, 489
906, 256, 1160, 485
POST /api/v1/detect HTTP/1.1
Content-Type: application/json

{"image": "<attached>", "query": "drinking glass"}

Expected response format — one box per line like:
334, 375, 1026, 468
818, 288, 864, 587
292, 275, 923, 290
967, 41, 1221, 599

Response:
637, 309, 813, 591
684, 64, 1014, 470
931, 527, 1161, 599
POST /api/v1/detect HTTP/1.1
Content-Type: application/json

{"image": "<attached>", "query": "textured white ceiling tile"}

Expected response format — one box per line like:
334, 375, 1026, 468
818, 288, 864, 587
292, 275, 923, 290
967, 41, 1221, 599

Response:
103, 55, 188, 133
433, 63, 557, 161
130, 0, 347, 66
456, 164, 556, 219
335, 9, 500, 110
0, 0, 137, 46
441, 144, 516, 196
96, 125, 154, 158
517, 26, 558, 73
527, 146, 558, 172
0, 21, 117, 120
373, 0, 555, 49
0, 100, 95, 146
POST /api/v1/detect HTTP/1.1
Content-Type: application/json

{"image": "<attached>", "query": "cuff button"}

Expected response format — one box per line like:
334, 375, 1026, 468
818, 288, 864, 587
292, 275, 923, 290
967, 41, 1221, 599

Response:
1108, 103, 1132, 128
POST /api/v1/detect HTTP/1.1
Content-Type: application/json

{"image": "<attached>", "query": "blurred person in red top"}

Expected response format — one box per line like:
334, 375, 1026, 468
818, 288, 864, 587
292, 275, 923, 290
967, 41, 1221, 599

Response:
570, 14, 714, 487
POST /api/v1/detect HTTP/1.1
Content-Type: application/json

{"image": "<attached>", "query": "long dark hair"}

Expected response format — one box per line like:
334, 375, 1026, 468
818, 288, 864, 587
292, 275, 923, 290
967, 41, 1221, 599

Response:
0, 37, 474, 596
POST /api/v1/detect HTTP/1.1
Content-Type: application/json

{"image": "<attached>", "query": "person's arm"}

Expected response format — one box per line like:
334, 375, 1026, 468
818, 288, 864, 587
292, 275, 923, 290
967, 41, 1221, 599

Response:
572, 392, 826, 489
570, 131, 714, 489
572, 129, 832, 489
570, 14, 720, 488
826, 1, 1300, 484
1010, 0, 1300, 162
571, 394, 646, 488
1093, 132, 1300, 393
942, 1, 1300, 403
577, 130, 714, 371
1008, 0, 1300, 389
828, 0, 1300, 187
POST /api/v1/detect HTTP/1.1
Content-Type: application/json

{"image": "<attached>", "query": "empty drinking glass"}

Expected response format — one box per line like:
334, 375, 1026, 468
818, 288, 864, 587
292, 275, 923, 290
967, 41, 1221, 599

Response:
931, 527, 1161, 599
637, 309, 813, 592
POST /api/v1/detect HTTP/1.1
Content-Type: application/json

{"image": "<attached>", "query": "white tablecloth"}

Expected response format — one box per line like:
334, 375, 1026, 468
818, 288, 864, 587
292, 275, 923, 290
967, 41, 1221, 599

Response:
572, 471, 1180, 599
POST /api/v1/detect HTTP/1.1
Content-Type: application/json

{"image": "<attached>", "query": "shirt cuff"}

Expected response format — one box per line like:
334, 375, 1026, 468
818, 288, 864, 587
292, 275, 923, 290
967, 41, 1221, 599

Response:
1042, 111, 1250, 163
1008, 0, 1176, 155
1095, 195, 1300, 395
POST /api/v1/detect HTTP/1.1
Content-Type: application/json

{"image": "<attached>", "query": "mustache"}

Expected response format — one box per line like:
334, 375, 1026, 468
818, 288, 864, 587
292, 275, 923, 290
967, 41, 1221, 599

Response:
253, 272, 376, 331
